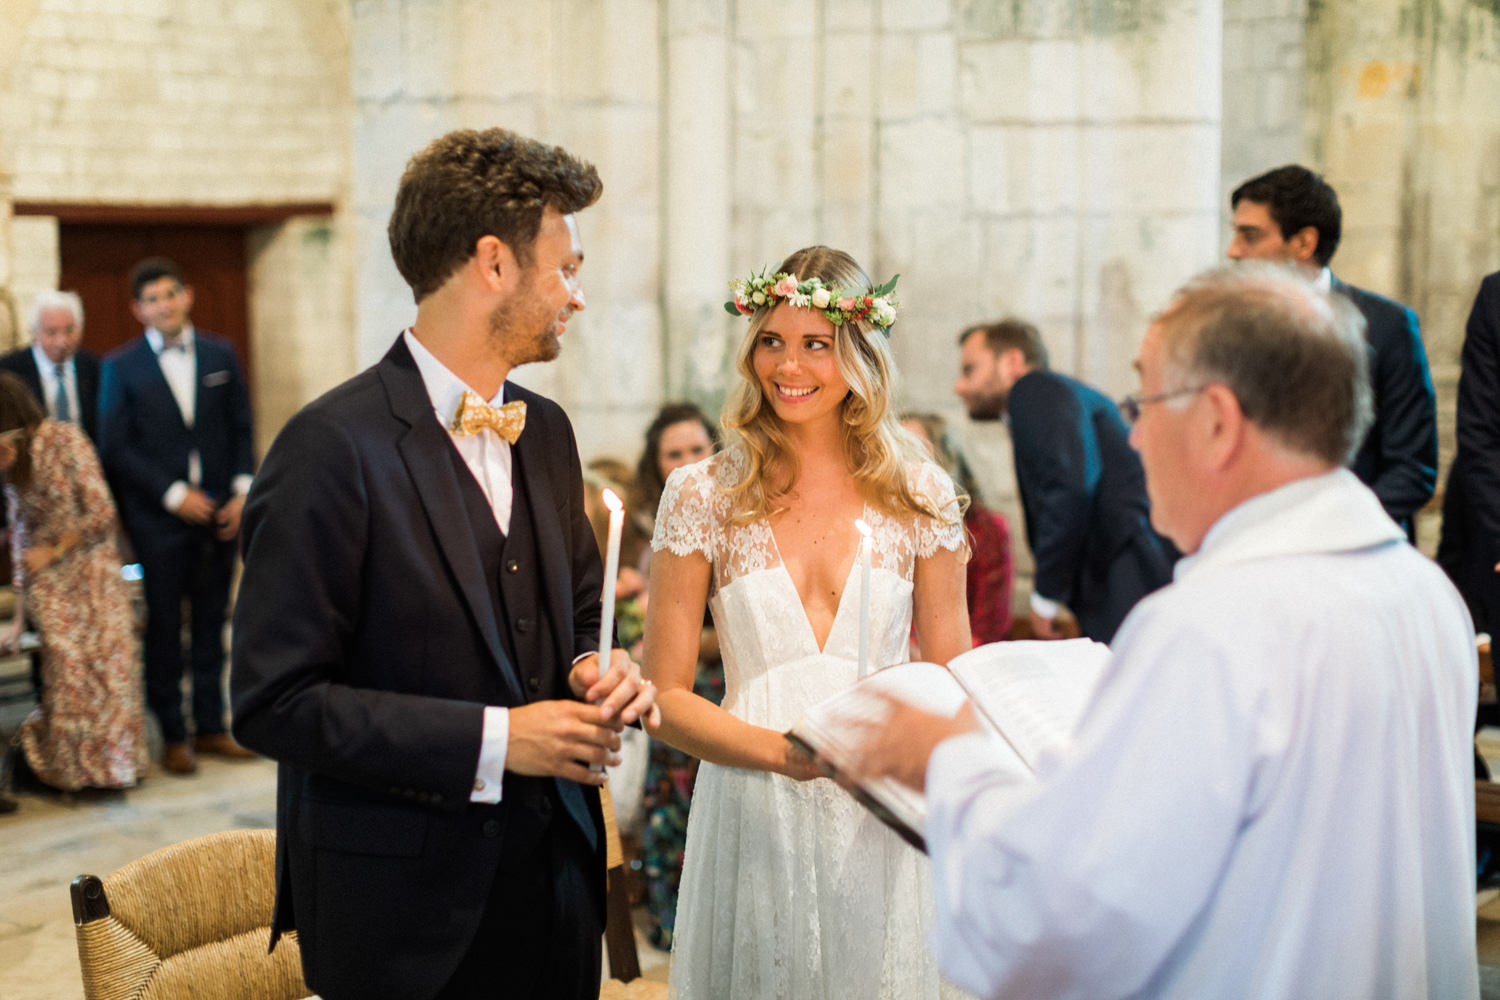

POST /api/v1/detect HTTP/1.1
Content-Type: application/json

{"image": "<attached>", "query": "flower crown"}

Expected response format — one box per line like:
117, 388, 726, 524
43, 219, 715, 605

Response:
724, 270, 900, 330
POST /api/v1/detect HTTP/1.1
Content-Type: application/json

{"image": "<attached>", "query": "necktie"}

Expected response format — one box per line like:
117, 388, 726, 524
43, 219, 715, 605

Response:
451, 391, 526, 444
53, 365, 70, 421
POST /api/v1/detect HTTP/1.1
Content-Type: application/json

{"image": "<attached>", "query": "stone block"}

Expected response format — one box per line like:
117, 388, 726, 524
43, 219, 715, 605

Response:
665, 0, 729, 37
967, 124, 1012, 215
732, 116, 818, 212
878, 118, 965, 211
1022, 124, 1081, 216
958, 40, 1031, 122
820, 116, 874, 208
1024, 38, 1081, 123
734, 1, 817, 39
880, 0, 951, 32
1083, 122, 1220, 214
823, 31, 875, 117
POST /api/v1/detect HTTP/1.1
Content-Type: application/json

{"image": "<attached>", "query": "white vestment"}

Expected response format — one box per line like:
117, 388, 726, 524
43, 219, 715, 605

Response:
926, 469, 1479, 999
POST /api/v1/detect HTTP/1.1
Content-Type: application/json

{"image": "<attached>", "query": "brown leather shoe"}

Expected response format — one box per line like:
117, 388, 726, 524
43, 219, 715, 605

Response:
162, 742, 198, 774
194, 733, 257, 760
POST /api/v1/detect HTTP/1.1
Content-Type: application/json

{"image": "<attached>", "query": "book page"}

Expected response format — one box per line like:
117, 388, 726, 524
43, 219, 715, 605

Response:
947, 639, 1110, 767
787, 661, 1029, 848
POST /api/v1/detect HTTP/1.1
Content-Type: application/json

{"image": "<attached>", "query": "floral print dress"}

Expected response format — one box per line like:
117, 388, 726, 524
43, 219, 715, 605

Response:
10, 421, 146, 790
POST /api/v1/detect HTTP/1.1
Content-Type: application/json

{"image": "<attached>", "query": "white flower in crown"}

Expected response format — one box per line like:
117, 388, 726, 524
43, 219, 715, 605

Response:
810, 287, 832, 309
871, 297, 897, 327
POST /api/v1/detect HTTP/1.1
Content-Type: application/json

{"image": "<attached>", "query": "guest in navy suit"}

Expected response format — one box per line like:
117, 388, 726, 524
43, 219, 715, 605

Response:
0, 290, 102, 442
230, 128, 658, 1000
98, 257, 256, 775
1228, 164, 1437, 541
1438, 272, 1500, 634
955, 318, 1175, 644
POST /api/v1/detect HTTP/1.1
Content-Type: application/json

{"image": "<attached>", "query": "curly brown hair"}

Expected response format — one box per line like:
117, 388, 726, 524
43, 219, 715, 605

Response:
387, 127, 603, 303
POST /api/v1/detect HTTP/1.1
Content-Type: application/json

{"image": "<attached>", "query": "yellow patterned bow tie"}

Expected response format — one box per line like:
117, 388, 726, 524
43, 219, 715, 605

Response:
450, 391, 526, 443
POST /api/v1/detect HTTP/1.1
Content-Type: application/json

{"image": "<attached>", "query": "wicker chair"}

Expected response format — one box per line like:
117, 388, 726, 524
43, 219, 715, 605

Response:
600, 785, 669, 1000
70, 828, 311, 1000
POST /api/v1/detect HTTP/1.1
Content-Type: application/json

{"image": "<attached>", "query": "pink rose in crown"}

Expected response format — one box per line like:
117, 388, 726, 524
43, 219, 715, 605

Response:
773, 275, 799, 297
837, 297, 856, 312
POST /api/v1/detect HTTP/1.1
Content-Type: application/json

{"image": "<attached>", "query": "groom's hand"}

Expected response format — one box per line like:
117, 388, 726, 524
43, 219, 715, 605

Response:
507, 700, 624, 785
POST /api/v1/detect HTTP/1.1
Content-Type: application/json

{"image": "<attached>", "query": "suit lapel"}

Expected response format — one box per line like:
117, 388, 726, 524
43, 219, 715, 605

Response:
381, 342, 526, 705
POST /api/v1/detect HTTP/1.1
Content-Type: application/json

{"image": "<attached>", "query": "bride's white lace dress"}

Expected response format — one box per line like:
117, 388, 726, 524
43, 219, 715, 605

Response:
653, 452, 967, 999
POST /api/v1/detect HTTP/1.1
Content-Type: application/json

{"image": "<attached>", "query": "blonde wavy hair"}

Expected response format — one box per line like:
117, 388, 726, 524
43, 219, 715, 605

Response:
719, 245, 961, 528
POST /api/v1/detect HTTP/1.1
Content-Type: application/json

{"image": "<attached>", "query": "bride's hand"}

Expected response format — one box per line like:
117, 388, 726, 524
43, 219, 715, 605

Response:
779, 739, 824, 782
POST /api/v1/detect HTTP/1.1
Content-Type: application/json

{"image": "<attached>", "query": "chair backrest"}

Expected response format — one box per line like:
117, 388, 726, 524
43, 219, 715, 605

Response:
71, 827, 310, 1000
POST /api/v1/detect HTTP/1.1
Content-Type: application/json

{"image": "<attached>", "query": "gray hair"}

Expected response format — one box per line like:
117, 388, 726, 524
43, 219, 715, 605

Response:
1154, 261, 1373, 465
28, 290, 85, 333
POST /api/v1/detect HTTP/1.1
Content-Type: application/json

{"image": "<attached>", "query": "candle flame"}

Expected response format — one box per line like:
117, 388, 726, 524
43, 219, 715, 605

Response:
601, 487, 624, 512
854, 518, 872, 538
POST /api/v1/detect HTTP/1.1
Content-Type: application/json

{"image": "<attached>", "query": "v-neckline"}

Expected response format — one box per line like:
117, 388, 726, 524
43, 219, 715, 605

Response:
765, 506, 870, 656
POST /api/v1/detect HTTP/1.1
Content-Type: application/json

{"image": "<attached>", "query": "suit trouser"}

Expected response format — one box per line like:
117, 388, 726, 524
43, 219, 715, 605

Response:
434, 811, 604, 1000
138, 530, 235, 744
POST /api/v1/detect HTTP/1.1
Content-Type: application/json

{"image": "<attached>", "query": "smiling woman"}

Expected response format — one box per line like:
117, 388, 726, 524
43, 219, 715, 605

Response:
641, 245, 977, 998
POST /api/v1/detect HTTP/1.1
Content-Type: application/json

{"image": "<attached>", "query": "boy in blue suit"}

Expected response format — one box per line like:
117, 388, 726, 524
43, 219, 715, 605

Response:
99, 257, 256, 774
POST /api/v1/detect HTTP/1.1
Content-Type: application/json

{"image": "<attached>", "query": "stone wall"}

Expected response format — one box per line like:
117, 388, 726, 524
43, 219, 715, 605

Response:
1306, 0, 1500, 548
0, 0, 354, 454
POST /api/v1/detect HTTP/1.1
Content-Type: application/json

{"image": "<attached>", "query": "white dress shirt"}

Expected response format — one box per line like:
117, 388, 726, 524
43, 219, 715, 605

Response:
925, 470, 1479, 999
146, 326, 254, 513
403, 330, 513, 804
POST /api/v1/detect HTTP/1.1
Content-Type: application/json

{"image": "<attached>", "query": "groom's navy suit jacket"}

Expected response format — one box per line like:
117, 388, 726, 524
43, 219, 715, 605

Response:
231, 338, 606, 999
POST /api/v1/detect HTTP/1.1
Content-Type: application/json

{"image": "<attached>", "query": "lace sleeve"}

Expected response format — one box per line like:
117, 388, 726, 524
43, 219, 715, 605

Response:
650, 459, 717, 562
912, 461, 968, 560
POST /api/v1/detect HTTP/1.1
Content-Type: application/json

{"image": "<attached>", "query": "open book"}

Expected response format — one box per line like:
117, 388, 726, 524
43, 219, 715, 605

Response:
785, 639, 1110, 852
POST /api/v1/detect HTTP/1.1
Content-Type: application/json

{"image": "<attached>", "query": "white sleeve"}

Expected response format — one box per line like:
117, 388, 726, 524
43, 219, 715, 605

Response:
923, 605, 1256, 999
470, 705, 509, 804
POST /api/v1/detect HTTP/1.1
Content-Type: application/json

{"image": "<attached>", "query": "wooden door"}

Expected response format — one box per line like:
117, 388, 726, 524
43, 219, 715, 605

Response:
57, 224, 252, 382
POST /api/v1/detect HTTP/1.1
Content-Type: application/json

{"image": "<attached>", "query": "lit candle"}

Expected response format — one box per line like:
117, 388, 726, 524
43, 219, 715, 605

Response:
855, 518, 872, 677
597, 487, 625, 671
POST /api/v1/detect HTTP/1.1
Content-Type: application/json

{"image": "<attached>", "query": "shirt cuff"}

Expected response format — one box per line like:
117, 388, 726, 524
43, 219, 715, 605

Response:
232, 474, 254, 498
1029, 591, 1061, 620
162, 480, 190, 514
470, 705, 508, 804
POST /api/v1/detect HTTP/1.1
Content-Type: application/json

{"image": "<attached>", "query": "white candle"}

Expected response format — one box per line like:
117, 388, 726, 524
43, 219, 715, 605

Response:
855, 518, 873, 678
597, 487, 625, 671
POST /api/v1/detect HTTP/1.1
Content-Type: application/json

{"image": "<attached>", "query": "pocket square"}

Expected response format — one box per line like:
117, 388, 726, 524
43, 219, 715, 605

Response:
202, 370, 231, 387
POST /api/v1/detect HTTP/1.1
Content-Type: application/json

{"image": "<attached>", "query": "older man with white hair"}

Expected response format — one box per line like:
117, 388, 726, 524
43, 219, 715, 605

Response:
0, 289, 102, 442
851, 262, 1478, 999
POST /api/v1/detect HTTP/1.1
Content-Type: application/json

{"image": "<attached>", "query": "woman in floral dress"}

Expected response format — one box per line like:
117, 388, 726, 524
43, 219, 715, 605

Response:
0, 372, 146, 792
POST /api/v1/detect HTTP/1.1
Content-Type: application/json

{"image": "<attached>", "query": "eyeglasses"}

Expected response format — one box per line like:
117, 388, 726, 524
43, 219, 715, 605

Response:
1117, 386, 1205, 424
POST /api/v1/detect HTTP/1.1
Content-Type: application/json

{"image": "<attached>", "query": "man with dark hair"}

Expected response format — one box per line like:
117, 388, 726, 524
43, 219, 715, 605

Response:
855, 263, 1478, 1000
0, 290, 102, 441
98, 257, 256, 775
230, 127, 657, 1000
1229, 163, 1437, 539
954, 318, 1174, 643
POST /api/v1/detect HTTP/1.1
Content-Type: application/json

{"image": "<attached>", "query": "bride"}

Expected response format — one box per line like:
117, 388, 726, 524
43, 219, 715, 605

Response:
644, 245, 972, 997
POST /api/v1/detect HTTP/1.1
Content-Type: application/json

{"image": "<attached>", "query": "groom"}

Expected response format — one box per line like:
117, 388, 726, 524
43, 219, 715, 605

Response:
231, 127, 657, 1000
